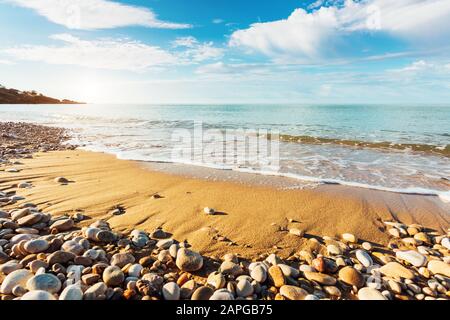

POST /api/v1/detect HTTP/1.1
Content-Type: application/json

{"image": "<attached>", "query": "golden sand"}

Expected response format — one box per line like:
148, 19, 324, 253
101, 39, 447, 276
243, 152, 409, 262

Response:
1, 150, 448, 259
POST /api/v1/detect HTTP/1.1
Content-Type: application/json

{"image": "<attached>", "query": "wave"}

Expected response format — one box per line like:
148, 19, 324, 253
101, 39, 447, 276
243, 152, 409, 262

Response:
76, 146, 450, 204
273, 134, 450, 157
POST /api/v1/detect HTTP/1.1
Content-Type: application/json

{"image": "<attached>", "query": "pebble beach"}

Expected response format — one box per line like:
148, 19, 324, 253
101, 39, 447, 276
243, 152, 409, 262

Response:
0, 122, 449, 301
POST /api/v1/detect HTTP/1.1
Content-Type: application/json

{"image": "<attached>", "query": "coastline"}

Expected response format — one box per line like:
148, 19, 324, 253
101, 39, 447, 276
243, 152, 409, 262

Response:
2, 149, 448, 258
1, 122, 449, 301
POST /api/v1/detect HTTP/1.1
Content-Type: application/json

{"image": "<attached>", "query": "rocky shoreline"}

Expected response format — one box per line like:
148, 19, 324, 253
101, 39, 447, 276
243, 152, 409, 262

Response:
0, 122, 75, 163
0, 122, 449, 300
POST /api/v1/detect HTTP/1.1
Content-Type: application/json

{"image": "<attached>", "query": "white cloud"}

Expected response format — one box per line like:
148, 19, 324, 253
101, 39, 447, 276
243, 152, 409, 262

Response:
212, 18, 224, 24
3, 34, 177, 71
172, 36, 198, 48
3, 34, 223, 71
397, 60, 432, 72
186, 43, 223, 62
173, 37, 223, 62
389, 59, 450, 75
6, 0, 191, 30
229, 0, 450, 62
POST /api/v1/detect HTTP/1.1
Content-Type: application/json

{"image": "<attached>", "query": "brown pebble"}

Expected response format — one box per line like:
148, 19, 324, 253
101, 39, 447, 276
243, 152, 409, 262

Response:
268, 265, 286, 288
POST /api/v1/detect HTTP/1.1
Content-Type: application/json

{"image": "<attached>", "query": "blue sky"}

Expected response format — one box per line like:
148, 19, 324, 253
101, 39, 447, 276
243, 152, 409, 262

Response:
0, 0, 450, 104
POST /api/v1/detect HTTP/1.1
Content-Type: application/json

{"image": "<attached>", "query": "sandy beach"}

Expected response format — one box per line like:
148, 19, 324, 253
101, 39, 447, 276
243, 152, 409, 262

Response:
2, 149, 449, 259
1, 122, 449, 301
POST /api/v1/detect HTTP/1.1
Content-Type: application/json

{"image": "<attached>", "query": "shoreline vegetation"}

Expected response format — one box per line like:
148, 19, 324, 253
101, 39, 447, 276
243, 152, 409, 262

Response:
0, 85, 84, 104
0, 122, 449, 301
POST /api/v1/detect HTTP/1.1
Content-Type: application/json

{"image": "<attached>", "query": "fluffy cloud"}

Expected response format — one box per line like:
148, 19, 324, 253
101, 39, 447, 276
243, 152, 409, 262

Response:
395, 60, 433, 72
229, 0, 450, 62
3, 34, 222, 71
389, 60, 450, 76
6, 0, 191, 30
3, 34, 176, 71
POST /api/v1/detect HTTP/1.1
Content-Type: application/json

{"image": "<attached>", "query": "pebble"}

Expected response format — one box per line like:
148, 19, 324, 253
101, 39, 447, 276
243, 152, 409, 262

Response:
61, 240, 84, 255
362, 242, 372, 251
342, 233, 357, 243
0, 261, 22, 274
207, 272, 226, 289
279, 285, 308, 300
327, 244, 342, 255
268, 265, 285, 287
380, 262, 415, 280
300, 264, 316, 273
396, 250, 427, 267
54, 177, 69, 184
12, 285, 27, 297
103, 266, 125, 287
338, 266, 364, 288
150, 228, 167, 239
358, 287, 387, 300
84, 282, 107, 299
441, 237, 450, 250
191, 286, 214, 300
162, 282, 180, 300
289, 228, 304, 237
414, 232, 430, 244
82, 274, 100, 285
59, 284, 83, 300
21, 290, 56, 300
355, 249, 373, 267
29, 260, 48, 273
203, 207, 215, 215
250, 265, 267, 283
278, 264, 299, 278
26, 273, 61, 293
324, 286, 341, 297
0, 269, 33, 294
303, 271, 337, 285
169, 244, 179, 258
220, 261, 243, 276
18, 213, 43, 227
180, 280, 196, 299
236, 279, 253, 297
265, 253, 282, 266
47, 251, 75, 265
176, 248, 204, 272
156, 239, 174, 250
427, 260, 450, 277
127, 264, 143, 278
210, 289, 234, 300
95, 230, 116, 243
50, 219, 74, 232
110, 253, 135, 268
388, 228, 401, 238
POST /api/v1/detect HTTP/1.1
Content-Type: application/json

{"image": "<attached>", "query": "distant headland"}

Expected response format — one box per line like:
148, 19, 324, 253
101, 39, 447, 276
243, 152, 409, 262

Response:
0, 84, 84, 104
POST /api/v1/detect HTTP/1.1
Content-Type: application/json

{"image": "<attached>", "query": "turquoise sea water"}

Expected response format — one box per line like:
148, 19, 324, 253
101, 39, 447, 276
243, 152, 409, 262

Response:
1, 104, 449, 200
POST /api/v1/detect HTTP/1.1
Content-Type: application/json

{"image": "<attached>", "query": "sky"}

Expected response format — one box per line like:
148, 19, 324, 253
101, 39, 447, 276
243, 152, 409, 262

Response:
0, 0, 450, 104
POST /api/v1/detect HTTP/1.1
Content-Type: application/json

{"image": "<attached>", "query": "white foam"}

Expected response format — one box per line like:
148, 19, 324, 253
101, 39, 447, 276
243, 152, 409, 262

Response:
438, 191, 450, 203
78, 144, 450, 203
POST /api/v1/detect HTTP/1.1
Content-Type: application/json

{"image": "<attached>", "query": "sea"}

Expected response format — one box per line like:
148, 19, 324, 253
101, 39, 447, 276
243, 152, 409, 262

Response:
1, 104, 449, 202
